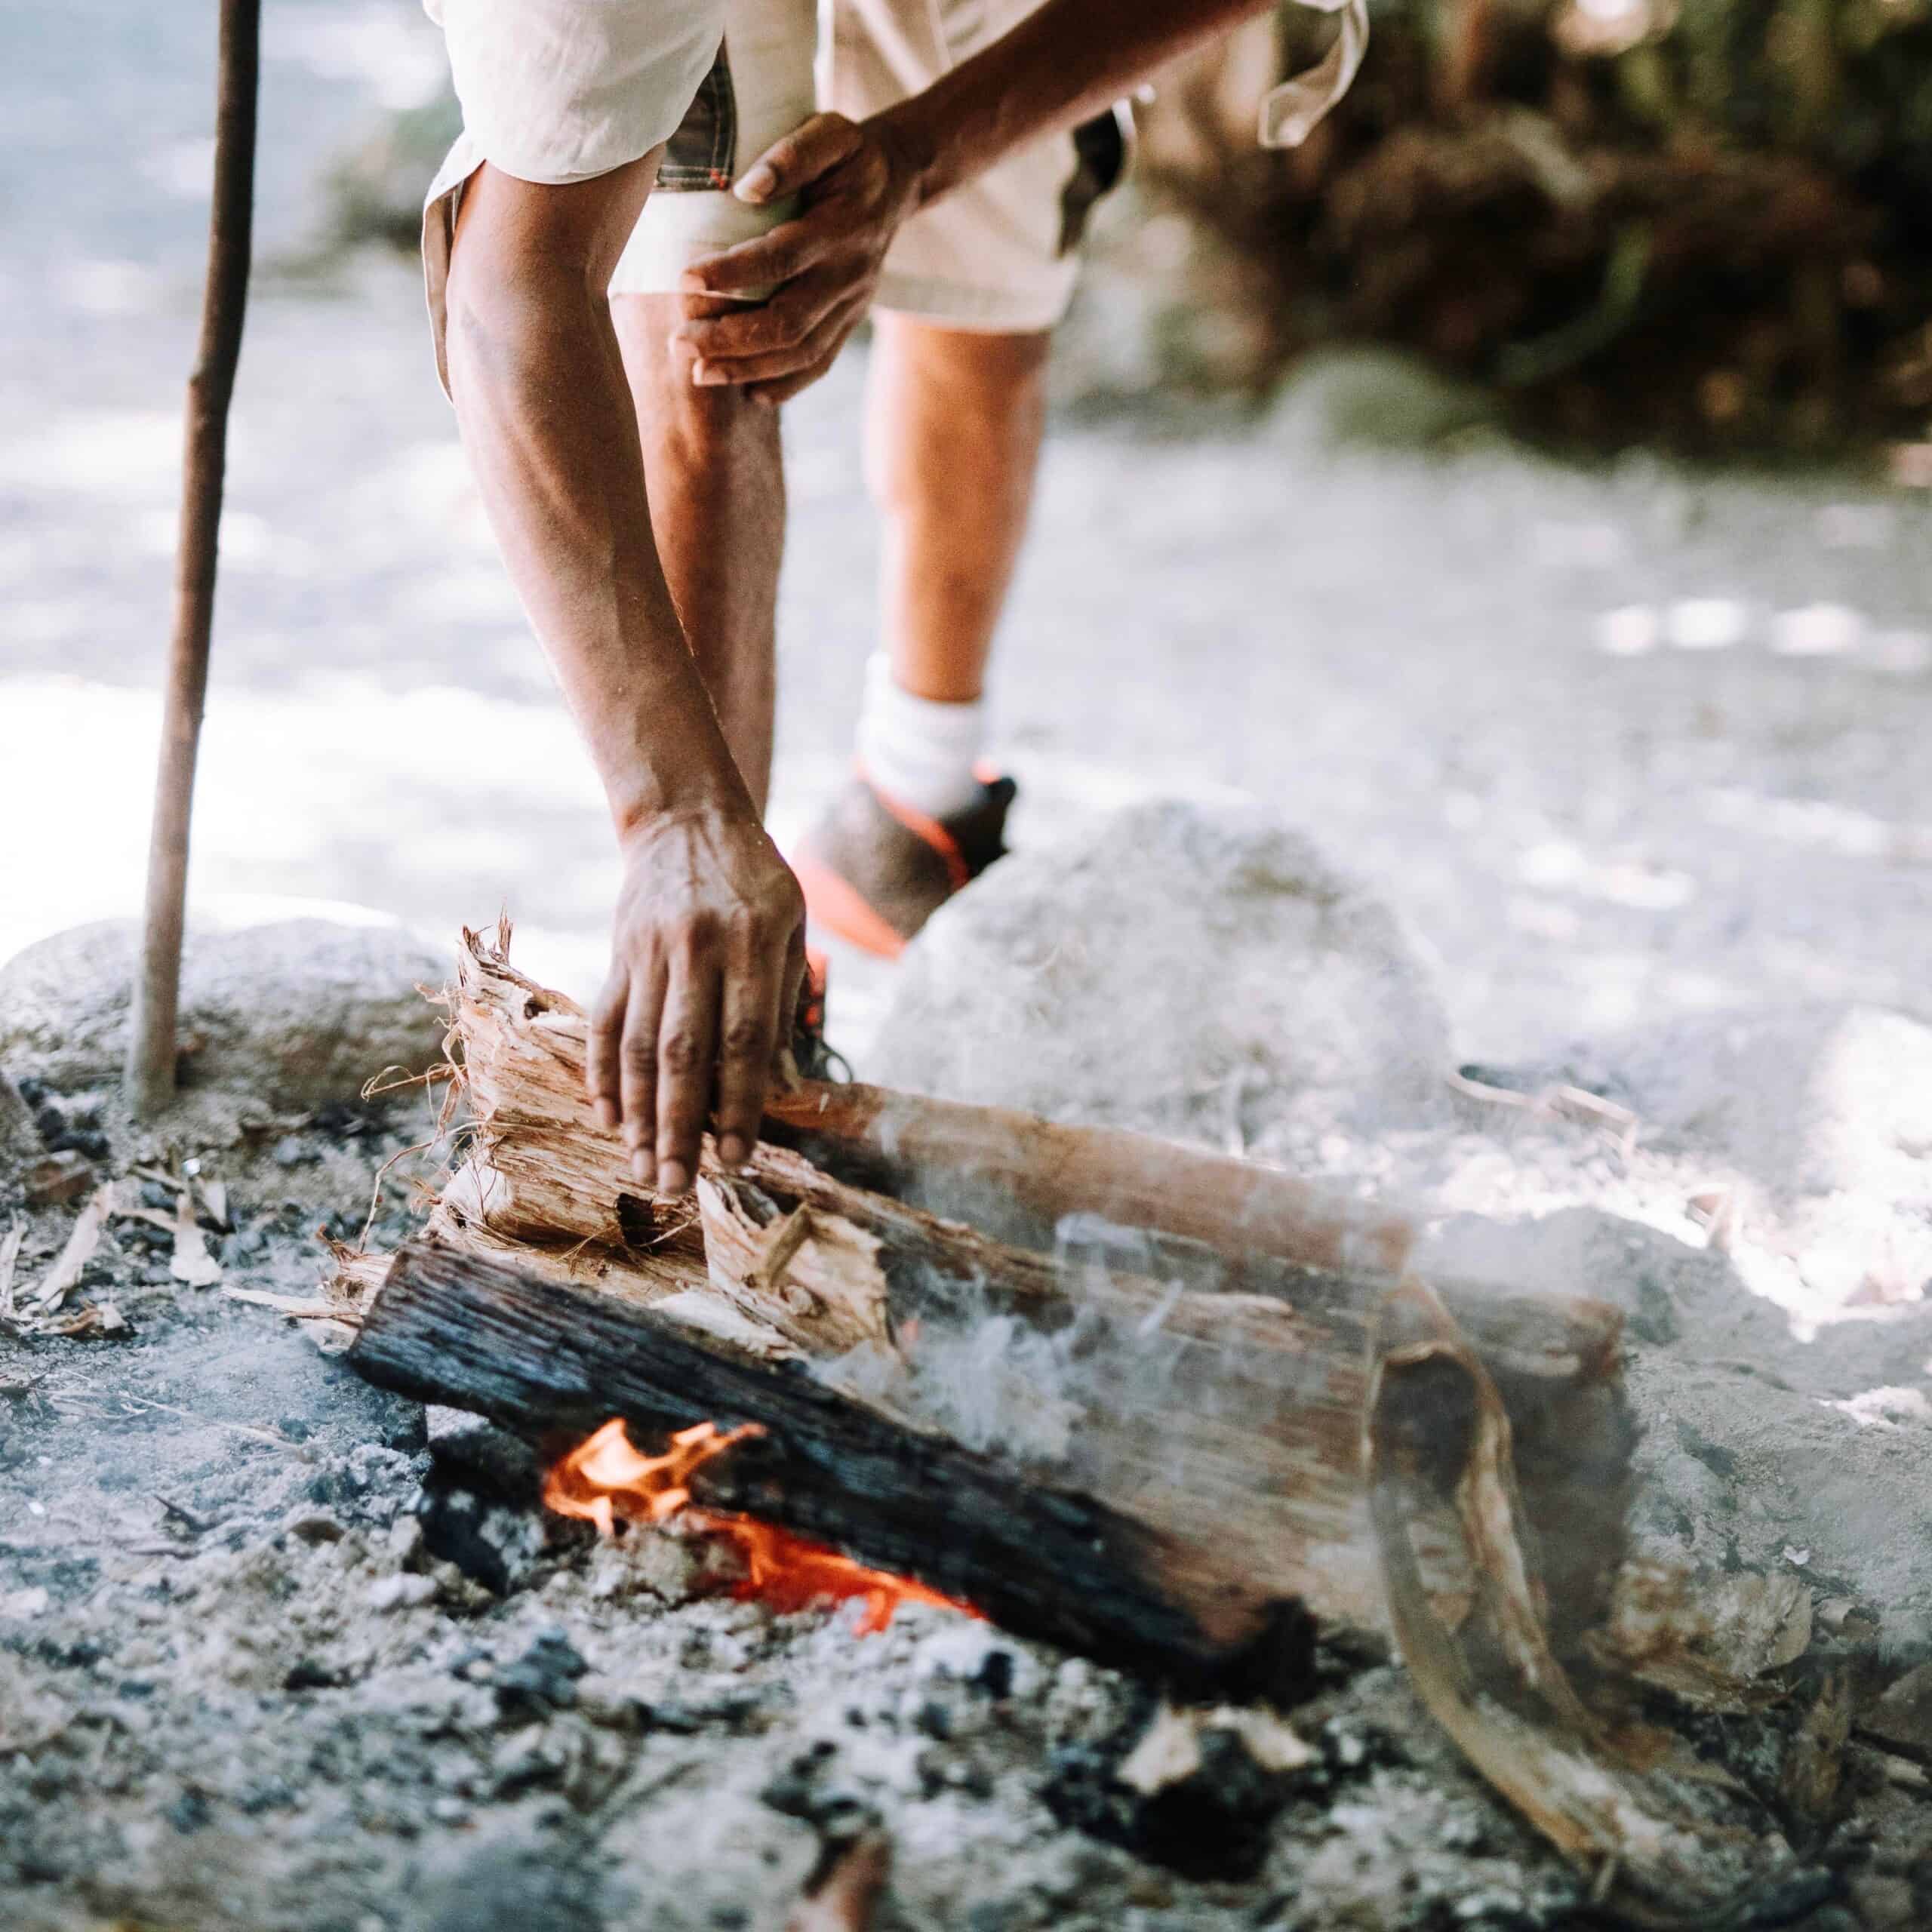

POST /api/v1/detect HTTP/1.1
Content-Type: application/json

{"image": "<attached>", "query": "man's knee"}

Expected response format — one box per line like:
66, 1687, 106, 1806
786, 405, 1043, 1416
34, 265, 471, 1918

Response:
614, 293, 783, 460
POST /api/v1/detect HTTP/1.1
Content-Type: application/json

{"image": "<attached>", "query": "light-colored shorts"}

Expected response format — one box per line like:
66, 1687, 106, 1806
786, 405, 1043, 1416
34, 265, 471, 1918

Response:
421, 0, 1128, 391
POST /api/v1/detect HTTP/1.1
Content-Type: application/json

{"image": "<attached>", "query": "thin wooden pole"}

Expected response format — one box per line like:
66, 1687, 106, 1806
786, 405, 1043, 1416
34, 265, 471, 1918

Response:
127, 0, 261, 1115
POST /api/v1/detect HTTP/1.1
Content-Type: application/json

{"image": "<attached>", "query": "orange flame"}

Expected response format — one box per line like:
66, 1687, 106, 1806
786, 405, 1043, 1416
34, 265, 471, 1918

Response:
543, 1417, 980, 1635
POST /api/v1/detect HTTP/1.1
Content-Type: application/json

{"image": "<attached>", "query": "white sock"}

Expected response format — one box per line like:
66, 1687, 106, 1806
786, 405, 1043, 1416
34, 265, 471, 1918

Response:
854, 654, 987, 820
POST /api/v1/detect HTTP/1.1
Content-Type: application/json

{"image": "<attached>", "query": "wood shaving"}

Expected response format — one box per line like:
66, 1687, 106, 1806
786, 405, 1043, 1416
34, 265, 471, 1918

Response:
170, 1190, 223, 1288
0, 1215, 23, 1319
32, 1183, 118, 1312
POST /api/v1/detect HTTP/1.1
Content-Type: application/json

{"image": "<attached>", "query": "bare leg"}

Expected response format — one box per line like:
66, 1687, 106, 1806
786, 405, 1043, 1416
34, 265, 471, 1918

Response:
863, 312, 1051, 704
614, 294, 786, 814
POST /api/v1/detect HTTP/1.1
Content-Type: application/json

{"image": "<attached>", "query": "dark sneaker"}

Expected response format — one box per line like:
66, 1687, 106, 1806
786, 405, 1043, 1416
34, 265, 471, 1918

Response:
792, 770, 1017, 958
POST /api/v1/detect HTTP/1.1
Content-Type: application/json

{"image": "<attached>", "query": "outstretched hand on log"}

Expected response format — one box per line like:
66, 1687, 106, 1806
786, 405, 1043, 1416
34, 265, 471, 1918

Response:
587, 804, 807, 1195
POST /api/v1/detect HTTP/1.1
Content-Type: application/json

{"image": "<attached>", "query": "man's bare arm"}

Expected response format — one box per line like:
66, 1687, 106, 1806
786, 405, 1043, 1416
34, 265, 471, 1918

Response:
445, 157, 805, 1192
676, 0, 1275, 399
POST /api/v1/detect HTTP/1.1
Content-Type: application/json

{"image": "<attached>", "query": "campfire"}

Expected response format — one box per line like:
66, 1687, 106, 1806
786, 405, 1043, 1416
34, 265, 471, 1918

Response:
543, 1417, 979, 1633
316, 924, 1868, 1927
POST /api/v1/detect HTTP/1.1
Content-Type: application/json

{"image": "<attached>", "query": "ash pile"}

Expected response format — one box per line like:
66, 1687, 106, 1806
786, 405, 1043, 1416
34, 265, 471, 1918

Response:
5, 806, 1932, 1932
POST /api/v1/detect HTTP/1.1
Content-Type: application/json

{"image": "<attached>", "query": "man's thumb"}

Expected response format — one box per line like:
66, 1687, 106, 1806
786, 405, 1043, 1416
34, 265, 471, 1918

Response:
732, 112, 863, 205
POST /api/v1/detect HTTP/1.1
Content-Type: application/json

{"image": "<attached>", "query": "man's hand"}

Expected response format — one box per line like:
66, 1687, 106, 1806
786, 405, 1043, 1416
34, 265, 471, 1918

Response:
675, 112, 927, 405
588, 803, 807, 1195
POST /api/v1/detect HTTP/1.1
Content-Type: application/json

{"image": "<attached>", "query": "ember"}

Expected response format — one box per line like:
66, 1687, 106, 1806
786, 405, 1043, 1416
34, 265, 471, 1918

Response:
543, 1418, 980, 1634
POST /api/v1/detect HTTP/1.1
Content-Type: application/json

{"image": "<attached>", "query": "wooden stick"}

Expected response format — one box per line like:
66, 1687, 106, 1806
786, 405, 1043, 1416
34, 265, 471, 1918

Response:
125, 0, 261, 1116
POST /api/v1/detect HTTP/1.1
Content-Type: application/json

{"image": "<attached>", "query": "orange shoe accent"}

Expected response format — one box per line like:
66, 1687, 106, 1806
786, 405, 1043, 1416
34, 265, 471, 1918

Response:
851, 761, 971, 894
793, 854, 909, 960
801, 944, 829, 1034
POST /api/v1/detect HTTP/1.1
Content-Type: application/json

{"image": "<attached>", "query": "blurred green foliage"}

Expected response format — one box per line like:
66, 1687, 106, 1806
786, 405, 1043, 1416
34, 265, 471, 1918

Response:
1126, 0, 1932, 445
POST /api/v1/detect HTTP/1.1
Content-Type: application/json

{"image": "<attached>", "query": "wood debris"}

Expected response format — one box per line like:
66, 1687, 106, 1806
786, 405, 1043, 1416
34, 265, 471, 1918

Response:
783, 1832, 891, 1932
337, 928, 1845, 1916
1367, 1278, 1809, 1927
32, 1183, 118, 1312
23, 1149, 94, 1207
0, 1216, 23, 1319
168, 1189, 223, 1288
1115, 1702, 1312, 1795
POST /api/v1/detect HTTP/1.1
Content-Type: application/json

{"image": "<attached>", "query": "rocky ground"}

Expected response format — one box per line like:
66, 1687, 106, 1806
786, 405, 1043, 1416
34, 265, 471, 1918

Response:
0, 1043, 1590, 1932
5, 833, 1932, 1931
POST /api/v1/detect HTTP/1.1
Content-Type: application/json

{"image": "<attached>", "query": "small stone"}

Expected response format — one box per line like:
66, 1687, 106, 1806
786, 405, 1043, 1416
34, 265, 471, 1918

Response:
430, 1796, 470, 1825
366, 1572, 438, 1612
33, 1103, 66, 1143
386, 1514, 426, 1569
491, 1629, 589, 1719
273, 1136, 310, 1171
284, 1658, 348, 1691
1849, 1874, 1916, 1930
283, 1510, 345, 1544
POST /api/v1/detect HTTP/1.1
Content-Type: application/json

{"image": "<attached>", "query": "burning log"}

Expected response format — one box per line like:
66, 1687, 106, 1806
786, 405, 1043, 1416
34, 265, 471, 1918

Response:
344, 928, 1632, 1666
357, 1235, 1318, 1697
336, 928, 1821, 1922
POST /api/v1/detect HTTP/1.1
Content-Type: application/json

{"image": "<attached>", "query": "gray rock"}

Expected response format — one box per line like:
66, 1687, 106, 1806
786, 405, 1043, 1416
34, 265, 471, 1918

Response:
1608, 1003, 1932, 1204
868, 800, 1451, 1145
1418, 1207, 1692, 1346
1262, 346, 1503, 453
0, 915, 448, 1108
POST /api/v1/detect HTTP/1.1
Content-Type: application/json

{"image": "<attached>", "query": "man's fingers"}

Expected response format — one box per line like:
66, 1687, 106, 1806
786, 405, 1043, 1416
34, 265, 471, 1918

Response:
730, 112, 864, 207
696, 295, 869, 390
681, 267, 851, 367
655, 958, 722, 1196
745, 353, 848, 408
683, 217, 836, 298
779, 924, 808, 1059
588, 969, 629, 1133
712, 932, 783, 1170
618, 960, 668, 1185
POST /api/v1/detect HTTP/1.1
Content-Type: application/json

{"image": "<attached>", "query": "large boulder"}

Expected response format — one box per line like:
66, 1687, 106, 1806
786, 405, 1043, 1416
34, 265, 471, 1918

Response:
866, 801, 1451, 1146
0, 913, 448, 1109
1607, 1004, 1932, 1205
